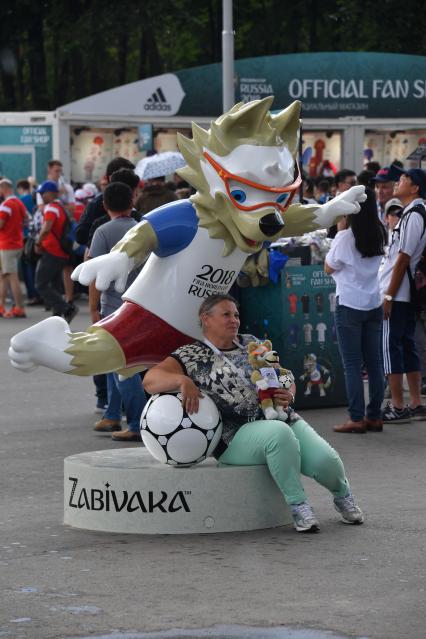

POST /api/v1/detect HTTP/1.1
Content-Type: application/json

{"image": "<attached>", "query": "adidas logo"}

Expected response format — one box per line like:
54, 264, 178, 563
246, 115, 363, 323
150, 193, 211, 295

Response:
144, 87, 172, 112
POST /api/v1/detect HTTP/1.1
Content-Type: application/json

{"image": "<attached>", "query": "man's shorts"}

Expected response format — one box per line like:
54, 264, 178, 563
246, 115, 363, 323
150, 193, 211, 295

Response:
0, 249, 22, 274
382, 301, 420, 374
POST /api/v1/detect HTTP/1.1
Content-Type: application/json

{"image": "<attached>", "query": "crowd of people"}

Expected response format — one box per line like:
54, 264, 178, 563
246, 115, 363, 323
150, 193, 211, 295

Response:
321, 162, 426, 429
0, 156, 189, 442
1, 150, 426, 531
0, 158, 191, 319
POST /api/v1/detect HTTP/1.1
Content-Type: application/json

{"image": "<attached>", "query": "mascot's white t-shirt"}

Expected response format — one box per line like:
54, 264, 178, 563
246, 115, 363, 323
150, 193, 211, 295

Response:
124, 217, 246, 340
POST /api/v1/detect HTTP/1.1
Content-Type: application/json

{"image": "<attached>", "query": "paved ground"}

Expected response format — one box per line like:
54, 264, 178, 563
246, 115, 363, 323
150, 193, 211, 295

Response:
1, 304, 426, 639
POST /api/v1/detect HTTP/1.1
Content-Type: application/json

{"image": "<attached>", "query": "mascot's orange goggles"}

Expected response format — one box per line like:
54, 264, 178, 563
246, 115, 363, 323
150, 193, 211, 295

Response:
203, 151, 302, 212
250, 345, 268, 356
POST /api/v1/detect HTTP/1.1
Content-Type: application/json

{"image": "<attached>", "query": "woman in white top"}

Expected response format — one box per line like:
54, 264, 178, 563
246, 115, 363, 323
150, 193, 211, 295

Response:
325, 188, 387, 433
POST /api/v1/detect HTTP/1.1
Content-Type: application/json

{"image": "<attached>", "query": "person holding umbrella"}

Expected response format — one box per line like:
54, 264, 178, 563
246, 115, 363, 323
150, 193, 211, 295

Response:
134, 152, 185, 215
135, 176, 177, 216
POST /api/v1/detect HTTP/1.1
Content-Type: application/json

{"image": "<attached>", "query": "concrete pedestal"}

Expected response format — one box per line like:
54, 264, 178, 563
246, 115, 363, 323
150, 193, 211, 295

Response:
64, 448, 292, 534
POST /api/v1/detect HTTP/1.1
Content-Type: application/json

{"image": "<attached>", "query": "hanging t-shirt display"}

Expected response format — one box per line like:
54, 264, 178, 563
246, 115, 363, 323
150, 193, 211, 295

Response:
240, 264, 346, 409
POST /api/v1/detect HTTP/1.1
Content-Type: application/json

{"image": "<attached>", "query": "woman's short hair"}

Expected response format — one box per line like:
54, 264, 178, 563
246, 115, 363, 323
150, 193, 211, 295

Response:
198, 294, 238, 323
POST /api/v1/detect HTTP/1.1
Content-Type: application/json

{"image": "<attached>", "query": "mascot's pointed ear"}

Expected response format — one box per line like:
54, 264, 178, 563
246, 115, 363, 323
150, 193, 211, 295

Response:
271, 100, 301, 156
177, 131, 197, 158
264, 339, 272, 350
247, 342, 258, 353
191, 122, 210, 147
211, 96, 274, 144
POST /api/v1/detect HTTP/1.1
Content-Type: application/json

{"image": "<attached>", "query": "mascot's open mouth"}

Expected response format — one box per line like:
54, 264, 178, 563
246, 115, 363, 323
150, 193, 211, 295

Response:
259, 211, 285, 237
242, 236, 259, 247
264, 353, 279, 364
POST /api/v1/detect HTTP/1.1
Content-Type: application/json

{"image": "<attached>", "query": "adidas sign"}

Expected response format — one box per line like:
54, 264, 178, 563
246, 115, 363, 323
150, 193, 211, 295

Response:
144, 87, 172, 112
138, 74, 185, 116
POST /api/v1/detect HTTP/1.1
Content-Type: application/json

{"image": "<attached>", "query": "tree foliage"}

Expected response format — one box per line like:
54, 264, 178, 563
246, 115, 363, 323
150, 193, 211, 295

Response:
1, 0, 426, 110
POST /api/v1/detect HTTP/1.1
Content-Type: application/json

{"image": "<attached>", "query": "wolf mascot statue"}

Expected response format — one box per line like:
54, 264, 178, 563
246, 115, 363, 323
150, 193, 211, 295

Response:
9, 98, 365, 376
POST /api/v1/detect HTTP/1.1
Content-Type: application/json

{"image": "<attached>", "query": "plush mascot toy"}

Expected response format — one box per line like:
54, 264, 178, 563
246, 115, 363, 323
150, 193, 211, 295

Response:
300, 353, 331, 397
248, 340, 294, 421
9, 97, 366, 377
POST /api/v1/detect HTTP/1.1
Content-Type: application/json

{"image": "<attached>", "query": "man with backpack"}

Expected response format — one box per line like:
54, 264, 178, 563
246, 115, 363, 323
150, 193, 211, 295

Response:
34, 181, 79, 323
75, 157, 135, 246
379, 168, 426, 423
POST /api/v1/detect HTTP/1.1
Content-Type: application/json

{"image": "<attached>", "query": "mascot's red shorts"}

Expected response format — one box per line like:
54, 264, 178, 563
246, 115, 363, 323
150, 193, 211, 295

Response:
96, 300, 194, 367
258, 388, 277, 402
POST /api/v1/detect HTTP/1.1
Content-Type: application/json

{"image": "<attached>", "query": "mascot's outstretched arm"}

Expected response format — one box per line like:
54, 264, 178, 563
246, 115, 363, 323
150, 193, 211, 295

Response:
71, 220, 158, 293
282, 186, 366, 238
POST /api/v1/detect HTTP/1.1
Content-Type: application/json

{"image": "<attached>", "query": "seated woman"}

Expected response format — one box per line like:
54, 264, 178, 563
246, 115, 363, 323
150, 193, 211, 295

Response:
144, 293, 364, 534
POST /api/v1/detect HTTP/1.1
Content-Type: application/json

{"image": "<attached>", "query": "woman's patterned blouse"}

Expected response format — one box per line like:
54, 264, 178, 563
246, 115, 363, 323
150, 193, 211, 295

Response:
171, 334, 299, 449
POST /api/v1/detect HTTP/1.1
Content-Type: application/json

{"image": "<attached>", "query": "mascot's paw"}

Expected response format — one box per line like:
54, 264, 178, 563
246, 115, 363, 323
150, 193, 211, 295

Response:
317, 185, 367, 227
276, 406, 289, 421
9, 317, 73, 373
264, 406, 279, 420
72, 252, 134, 293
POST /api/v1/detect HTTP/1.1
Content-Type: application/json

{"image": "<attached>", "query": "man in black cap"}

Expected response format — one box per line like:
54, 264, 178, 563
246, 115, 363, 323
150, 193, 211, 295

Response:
379, 168, 426, 423
373, 165, 403, 222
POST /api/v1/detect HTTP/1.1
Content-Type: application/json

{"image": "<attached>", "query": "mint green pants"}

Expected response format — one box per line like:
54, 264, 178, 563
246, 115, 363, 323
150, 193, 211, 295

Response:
218, 419, 350, 505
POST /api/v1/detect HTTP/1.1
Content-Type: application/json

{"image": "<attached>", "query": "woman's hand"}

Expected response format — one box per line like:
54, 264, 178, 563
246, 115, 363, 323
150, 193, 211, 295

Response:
144, 357, 203, 413
180, 376, 203, 414
273, 388, 294, 409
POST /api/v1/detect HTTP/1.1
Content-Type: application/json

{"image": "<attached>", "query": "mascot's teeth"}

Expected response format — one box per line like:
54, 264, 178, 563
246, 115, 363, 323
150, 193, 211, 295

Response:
275, 211, 284, 225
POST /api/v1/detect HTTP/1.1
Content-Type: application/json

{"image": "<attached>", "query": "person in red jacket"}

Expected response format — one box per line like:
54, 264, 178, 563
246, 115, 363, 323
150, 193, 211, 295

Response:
0, 179, 29, 318
34, 181, 79, 323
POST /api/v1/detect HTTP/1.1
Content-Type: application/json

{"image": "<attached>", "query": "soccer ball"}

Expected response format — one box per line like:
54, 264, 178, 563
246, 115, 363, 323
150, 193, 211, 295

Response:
140, 392, 223, 467
279, 372, 294, 390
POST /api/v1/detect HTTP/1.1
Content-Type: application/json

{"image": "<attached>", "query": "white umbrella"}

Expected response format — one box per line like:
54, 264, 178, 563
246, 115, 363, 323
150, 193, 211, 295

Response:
135, 151, 186, 180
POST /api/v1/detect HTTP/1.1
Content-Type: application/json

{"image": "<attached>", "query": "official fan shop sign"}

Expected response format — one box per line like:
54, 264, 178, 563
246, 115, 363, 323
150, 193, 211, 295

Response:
176, 52, 426, 118
174, 52, 426, 119
0, 125, 52, 184
60, 52, 426, 120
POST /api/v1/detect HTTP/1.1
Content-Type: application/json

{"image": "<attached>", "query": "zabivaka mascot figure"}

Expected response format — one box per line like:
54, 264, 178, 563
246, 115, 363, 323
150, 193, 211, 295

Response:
9, 98, 365, 376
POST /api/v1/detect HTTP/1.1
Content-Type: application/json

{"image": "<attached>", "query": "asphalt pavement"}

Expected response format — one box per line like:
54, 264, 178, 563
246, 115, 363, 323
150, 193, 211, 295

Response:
1, 303, 426, 639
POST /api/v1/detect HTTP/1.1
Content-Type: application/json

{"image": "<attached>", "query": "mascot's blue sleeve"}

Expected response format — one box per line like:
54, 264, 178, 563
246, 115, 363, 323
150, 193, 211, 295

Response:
144, 199, 199, 257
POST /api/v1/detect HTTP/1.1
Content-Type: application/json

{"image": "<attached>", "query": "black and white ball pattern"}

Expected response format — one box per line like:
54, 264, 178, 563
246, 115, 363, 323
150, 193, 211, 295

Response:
279, 372, 294, 390
140, 392, 223, 467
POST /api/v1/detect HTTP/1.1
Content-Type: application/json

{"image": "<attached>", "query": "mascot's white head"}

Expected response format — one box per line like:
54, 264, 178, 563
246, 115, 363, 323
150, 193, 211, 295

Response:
177, 97, 301, 256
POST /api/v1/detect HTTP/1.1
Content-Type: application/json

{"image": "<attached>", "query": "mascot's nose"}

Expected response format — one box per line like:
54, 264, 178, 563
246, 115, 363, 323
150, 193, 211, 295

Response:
259, 211, 285, 236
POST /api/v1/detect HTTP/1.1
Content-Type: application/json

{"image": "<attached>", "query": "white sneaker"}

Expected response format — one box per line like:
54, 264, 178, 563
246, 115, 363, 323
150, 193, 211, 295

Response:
334, 493, 364, 524
291, 502, 320, 533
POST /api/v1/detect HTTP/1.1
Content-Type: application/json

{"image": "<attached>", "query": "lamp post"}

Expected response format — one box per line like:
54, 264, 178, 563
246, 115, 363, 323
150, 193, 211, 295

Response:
222, 0, 235, 112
